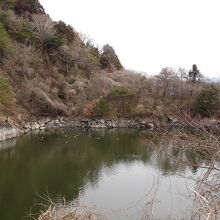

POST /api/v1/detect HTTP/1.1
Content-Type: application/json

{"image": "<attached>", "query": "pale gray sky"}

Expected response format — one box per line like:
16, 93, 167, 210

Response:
39, 0, 220, 79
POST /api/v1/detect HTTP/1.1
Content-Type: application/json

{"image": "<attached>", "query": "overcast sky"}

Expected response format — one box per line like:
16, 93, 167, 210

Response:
39, 0, 220, 79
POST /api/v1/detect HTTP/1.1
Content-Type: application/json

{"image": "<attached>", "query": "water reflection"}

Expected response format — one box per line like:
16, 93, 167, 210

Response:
0, 138, 17, 151
0, 128, 202, 220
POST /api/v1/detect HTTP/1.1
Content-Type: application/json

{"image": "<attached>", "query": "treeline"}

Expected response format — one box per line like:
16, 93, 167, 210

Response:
0, 0, 219, 121
81, 66, 219, 119
154, 65, 219, 118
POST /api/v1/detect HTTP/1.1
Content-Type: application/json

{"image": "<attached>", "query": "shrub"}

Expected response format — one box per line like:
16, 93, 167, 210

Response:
0, 78, 12, 106
31, 15, 64, 53
45, 35, 65, 52
0, 9, 12, 28
76, 47, 100, 79
83, 100, 97, 117
85, 40, 100, 66
10, 44, 42, 78
16, 21, 33, 43
193, 85, 220, 117
108, 87, 135, 116
110, 87, 134, 97
58, 83, 67, 100
14, 0, 45, 15
0, 9, 33, 43
94, 97, 109, 117
135, 104, 145, 114
56, 45, 76, 74
0, 10, 20, 34
0, 22, 13, 60
0, 0, 15, 10
83, 98, 109, 117
87, 74, 119, 100
55, 21, 75, 44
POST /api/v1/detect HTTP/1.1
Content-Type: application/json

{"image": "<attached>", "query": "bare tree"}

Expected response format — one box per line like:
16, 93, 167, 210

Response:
31, 15, 56, 52
156, 67, 177, 102
177, 67, 188, 100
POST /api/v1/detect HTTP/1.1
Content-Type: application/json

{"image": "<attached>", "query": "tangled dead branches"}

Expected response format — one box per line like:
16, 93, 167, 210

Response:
141, 115, 220, 220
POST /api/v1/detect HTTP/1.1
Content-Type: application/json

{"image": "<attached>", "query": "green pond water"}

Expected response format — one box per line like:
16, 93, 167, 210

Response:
0, 128, 203, 220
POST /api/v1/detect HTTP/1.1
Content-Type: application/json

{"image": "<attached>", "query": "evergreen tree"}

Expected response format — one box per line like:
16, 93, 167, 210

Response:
189, 64, 202, 83
193, 85, 219, 117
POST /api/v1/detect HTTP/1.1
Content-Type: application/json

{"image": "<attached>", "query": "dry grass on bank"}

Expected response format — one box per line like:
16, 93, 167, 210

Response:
38, 203, 107, 220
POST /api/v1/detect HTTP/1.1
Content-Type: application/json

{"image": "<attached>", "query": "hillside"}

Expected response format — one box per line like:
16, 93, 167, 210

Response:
0, 0, 219, 124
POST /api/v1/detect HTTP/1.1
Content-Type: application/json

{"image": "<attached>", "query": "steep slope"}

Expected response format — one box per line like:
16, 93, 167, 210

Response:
0, 0, 124, 122
0, 0, 219, 123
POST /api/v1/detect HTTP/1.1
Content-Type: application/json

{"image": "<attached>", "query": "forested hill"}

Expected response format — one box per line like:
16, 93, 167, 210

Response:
0, 0, 219, 123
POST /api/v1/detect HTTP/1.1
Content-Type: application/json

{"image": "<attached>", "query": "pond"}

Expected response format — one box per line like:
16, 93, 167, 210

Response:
0, 128, 203, 220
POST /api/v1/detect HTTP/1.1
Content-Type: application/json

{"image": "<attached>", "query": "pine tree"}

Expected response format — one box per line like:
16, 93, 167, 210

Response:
189, 64, 202, 84
193, 85, 219, 117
